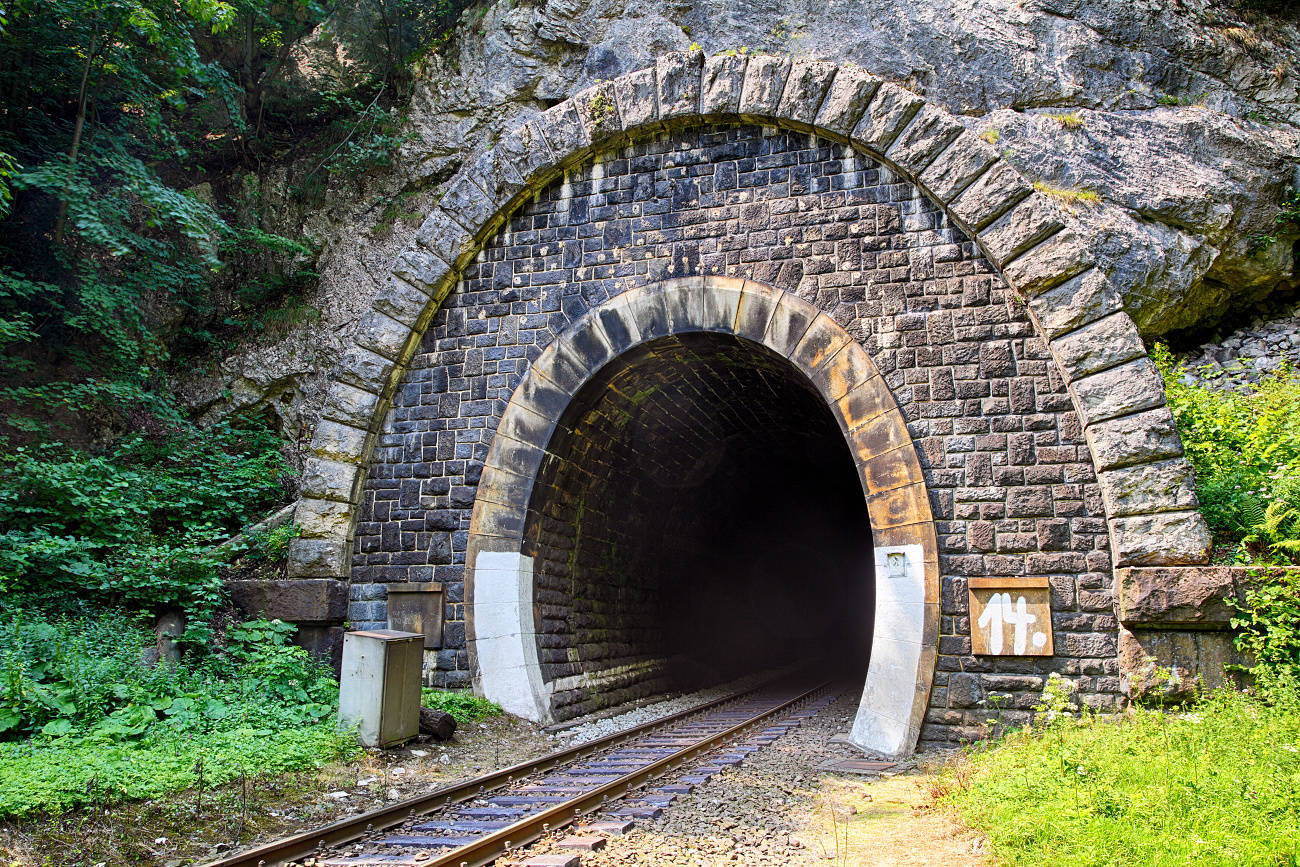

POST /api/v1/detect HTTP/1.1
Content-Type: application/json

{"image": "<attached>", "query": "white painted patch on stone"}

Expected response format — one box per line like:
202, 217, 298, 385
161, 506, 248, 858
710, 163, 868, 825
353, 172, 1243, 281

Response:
851, 543, 927, 758
471, 551, 553, 722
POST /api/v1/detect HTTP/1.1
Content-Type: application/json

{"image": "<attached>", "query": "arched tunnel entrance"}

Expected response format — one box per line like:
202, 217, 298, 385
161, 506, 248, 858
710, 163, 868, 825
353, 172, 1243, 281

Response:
467, 280, 940, 756
523, 332, 875, 720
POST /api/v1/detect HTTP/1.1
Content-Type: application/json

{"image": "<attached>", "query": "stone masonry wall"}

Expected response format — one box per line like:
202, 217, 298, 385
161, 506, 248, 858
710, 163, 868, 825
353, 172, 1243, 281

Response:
352, 123, 1120, 741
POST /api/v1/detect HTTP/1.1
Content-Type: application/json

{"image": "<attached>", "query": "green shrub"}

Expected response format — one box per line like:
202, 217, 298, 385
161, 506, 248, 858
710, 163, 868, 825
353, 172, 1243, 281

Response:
1153, 344, 1300, 563
0, 609, 356, 816
943, 681, 1300, 865
421, 688, 503, 723
0, 415, 292, 616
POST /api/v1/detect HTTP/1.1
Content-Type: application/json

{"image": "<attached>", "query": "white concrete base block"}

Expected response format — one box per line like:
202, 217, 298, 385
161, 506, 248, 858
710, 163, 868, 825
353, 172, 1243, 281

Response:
850, 543, 927, 757
471, 551, 553, 722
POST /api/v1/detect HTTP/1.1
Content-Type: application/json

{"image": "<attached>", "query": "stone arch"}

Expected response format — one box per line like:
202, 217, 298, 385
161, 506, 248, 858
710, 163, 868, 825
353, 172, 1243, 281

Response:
465, 277, 938, 756
288, 53, 1213, 752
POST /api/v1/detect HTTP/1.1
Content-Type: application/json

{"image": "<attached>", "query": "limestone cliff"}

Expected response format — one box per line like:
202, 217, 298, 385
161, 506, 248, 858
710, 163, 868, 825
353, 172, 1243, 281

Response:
180, 0, 1300, 440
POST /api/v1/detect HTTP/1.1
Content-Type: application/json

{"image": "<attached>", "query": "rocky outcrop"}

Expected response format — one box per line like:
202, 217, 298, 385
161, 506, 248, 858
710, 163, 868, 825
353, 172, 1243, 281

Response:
179, 0, 1300, 436
1180, 293, 1300, 386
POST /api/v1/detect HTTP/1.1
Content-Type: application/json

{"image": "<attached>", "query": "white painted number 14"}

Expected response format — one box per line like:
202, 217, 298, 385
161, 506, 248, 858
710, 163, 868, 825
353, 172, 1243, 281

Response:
977, 593, 1048, 655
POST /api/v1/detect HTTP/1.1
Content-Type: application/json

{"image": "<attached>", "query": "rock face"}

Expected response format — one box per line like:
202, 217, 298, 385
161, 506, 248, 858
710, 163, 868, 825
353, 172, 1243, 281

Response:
183, 0, 1300, 437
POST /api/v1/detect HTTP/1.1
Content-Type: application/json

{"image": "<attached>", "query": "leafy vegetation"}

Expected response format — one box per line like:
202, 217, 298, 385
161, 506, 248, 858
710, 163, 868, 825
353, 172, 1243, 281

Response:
421, 688, 503, 723
1153, 344, 1300, 564
0, 415, 292, 618
0, 612, 356, 816
941, 676, 1300, 866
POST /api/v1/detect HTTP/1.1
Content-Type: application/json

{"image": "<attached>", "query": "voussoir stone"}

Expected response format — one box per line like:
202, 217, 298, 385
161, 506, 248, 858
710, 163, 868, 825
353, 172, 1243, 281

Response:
294, 496, 356, 539
310, 419, 370, 464
978, 194, 1066, 267
299, 456, 364, 504
777, 58, 836, 127
1026, 268, 1122, 339
738, 54, 792, 119
1050, 312, 1146, 380
851, 81, 922, 153
414, 207, 474, 268
1098, 458, 1200, 519
918, 134, 999, 204
1002, 228, 1093, 295
656, 51, 703, 121
389, 254, 449, 303
1109, 510, 1212, 567
948, 159, 1033, 231
615, 67, 659, 128
814, 65, 880, 138
373, 274, 435, 327
1069, 357, 1166, 425
537, 100, 591, 163
495, 121, 555, 186
1084, 406, 1184, 471
575, 81, 623, 143
354, 309, 413, 361
700, 54, 747, 117
439, 171, 495, 234
321, 380, 382, 428
885, 104, 965, 174
336, 343, 393, 394
470, 143, 526, 200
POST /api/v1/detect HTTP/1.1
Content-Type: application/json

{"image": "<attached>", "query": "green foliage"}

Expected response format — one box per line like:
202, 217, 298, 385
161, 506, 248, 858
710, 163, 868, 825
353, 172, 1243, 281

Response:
0, 415, 291, 615
420, 688, 503, 723
1231, 567, 1300, 687
943, 681, 1300, 866
1153, 343, 1300, 563
0, 609, 355, 816
243, 521, 302, 563
1249, 187, 1300, 254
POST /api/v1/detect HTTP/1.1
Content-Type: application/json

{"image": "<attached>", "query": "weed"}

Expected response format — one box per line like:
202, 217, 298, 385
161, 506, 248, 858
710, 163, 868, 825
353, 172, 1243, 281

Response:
1046, 111, 1084, 129
1032, 181, 1100, 210
420, 689, 503, 723
979, 128, 1000, 145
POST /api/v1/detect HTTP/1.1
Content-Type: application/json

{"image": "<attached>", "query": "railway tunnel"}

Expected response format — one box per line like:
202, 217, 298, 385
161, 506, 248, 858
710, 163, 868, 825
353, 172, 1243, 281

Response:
523, 331, 875, 719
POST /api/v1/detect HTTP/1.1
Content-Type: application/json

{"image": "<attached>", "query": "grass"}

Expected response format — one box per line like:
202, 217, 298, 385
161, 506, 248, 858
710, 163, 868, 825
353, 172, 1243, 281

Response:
939, 683, 1300, 865
421, 688, 503, 723
1046, 111, 1084, 129
1033, 181, 1100, 209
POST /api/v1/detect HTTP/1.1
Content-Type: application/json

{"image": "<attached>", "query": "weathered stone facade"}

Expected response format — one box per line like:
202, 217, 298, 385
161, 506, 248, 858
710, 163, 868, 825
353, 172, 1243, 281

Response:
351, 125, 1121, 741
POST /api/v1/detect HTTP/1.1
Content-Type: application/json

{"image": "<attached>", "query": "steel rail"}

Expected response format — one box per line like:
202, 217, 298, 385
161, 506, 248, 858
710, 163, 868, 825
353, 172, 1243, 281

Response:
202, 680, 805, 867
423, 681, 828, 867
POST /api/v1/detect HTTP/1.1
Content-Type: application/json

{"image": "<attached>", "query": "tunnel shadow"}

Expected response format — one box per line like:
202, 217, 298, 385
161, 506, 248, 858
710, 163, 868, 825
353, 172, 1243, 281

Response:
523, 332, 875, 718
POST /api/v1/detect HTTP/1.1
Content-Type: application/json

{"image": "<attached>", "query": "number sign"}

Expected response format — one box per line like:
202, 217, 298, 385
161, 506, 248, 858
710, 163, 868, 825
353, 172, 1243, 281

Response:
968, 578, 1053, 656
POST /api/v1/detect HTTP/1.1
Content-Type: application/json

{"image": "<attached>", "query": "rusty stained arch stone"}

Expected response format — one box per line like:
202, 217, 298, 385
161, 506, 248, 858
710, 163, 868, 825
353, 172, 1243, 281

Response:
464, 277, 940, 757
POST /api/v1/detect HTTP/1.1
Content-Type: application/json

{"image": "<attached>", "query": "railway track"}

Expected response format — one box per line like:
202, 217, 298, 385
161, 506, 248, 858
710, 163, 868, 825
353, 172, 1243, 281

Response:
205, 679, 836, 867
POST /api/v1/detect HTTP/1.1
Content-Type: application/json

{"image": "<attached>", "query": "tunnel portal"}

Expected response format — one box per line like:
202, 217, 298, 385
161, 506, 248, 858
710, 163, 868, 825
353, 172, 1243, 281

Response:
523, 332, 874, 719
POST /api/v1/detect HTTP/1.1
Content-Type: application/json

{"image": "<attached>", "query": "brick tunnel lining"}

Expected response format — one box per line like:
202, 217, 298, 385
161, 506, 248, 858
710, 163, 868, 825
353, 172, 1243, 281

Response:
524, 331, 874, 720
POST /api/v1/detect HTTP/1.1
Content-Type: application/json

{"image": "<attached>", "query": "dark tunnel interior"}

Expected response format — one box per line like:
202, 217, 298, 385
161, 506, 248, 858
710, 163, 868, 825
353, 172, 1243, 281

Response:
522, 332, 875, 720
